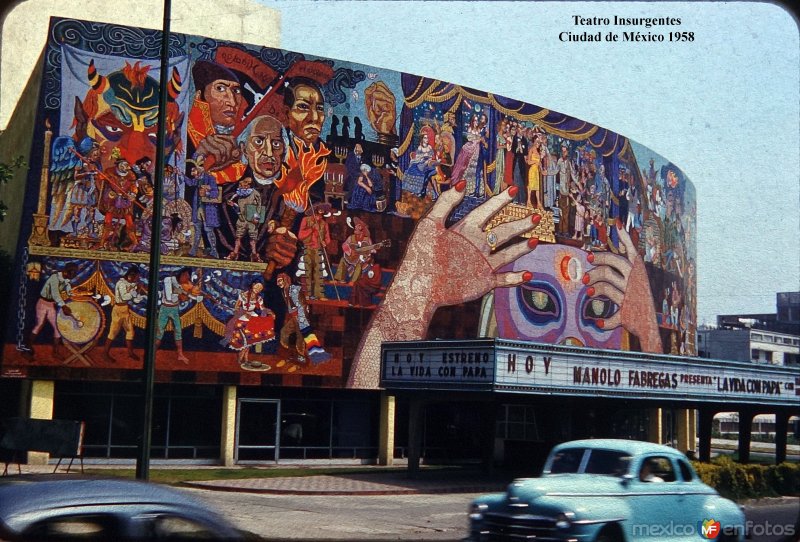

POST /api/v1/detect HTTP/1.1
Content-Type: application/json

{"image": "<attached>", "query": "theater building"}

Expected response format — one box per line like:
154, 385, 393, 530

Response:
1, 18, 797, 469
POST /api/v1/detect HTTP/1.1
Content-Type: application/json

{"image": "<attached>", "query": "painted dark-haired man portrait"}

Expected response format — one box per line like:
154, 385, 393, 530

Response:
187, 60, 248, 184
282, 76, 326, 151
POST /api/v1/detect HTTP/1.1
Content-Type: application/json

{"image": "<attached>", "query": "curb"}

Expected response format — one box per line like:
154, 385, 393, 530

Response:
740, 496, 800, 508
182, 480, 503, 496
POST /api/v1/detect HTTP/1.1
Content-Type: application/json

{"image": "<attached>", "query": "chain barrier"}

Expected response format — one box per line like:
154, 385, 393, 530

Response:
15, 246, 29, 351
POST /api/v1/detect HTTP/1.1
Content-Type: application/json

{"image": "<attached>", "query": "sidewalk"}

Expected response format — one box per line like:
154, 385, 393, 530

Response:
183, 469, 507, 495
8, 462, 510, 495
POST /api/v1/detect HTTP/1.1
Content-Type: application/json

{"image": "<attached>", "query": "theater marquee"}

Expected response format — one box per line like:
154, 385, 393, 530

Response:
381, 339, 800, 407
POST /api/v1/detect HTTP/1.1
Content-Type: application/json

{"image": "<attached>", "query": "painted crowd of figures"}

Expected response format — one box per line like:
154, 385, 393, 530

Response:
8, 19, 697, 389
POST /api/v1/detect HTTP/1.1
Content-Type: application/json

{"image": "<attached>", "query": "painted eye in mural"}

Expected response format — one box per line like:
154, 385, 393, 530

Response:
91, 118, 123, 142
580, 295, 618, 329
518, 281, 562, 325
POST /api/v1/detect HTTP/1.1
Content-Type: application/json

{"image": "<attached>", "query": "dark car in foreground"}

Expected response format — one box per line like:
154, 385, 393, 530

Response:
466, 439, 746, 542
0, 475, 245, 540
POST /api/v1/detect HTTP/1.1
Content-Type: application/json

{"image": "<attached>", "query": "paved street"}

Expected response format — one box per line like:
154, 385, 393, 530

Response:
179, 471, 799, 541
186, 488, 480, 540
183, 469, 505, 540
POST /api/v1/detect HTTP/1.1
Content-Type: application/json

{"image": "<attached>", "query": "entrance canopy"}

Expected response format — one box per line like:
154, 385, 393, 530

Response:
381, 339, 800, 408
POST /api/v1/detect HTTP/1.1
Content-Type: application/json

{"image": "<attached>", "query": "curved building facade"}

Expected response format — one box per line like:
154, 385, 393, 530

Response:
0, 17, 714, 465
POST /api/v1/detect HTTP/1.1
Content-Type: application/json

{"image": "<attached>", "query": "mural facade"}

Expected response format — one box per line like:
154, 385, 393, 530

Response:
1, 18, 696, 390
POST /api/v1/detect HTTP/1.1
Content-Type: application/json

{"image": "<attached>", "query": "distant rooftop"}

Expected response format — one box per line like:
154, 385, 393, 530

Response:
711, 291, 799, 335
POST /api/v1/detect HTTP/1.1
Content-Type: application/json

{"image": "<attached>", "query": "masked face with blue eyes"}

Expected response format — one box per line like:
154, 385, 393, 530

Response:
494, 245, 622, 349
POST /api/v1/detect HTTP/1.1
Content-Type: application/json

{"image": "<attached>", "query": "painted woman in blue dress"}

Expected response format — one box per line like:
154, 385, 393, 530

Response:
403, 129, 439, 198
348, 164, 381, 212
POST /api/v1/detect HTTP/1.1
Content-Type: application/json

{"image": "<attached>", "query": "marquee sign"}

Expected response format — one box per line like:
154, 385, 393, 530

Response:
381, 340, 494, 390
381, 339, 800, 406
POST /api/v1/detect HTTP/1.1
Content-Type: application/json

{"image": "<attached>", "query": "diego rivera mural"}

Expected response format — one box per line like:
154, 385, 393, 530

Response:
1, 18, 696, 390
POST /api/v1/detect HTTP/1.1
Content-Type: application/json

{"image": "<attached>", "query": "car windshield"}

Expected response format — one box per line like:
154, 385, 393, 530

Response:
546, 448, 631, 476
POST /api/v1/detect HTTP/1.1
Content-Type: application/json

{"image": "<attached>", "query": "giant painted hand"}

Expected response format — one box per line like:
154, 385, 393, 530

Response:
262, 220, 299, 280
347, 181, 540, 388
364, 81, 398, 136
195, 135, 241, 172
585, 221, 663, 353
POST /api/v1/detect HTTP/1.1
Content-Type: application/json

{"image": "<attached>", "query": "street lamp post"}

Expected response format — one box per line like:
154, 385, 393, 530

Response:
136, 0, 171, 481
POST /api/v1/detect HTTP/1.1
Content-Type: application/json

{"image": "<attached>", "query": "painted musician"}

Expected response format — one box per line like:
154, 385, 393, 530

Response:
349, 252, 382, 308
334, 217, 372, 284
103, 265, 146, 363
187, 60, 247, 184
23, 263, 78, 360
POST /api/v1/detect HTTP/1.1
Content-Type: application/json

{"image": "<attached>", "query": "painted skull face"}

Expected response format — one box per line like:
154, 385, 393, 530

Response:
494, 245, 622, 349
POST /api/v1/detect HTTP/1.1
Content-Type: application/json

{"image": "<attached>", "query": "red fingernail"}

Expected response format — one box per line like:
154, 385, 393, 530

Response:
531, 214, 542, 225
587, 287, 595, 297
597, 318, 605, 329
527, 238, 539, 249
587, 252, 594, 263
582, 273, 590, 285
508, 186, 518, 198
522, 271, 533, 282
454, 179, 466, 192
616, 218, 623, 229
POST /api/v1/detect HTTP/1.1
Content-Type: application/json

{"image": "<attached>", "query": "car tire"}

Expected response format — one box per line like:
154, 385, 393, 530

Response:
595, 525, 623, 542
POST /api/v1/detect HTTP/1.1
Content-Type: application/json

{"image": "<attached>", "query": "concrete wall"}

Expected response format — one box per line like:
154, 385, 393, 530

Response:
698, 329, 751, 362
0, 53, 43, 251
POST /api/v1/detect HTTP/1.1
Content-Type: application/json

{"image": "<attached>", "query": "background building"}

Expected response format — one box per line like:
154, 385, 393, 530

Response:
698, 292, 800, 366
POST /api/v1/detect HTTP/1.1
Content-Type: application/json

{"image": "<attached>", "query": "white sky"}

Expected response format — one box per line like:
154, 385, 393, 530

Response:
259, 0, 800, 326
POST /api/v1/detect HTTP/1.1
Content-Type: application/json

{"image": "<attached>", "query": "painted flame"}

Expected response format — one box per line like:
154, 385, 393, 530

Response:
122, 61, 151, 90
277, 139, 331, 212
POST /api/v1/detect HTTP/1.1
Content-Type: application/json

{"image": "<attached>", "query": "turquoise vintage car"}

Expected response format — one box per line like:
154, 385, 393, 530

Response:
466, 439, 745, 542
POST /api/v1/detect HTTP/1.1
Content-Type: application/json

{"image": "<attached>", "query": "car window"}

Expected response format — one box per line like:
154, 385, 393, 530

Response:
150, 514, 221, 539
24, 514, 122, 539
638, 456, 677, 483
584, 450, 631, 476
677, 458, 695, 481
547, 448, 585, 474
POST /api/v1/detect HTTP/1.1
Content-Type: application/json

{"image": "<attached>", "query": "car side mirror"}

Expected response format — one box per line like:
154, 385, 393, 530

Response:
620, 474, 634, 486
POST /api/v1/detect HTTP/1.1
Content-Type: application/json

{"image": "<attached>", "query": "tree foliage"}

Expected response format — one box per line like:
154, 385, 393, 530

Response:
0, 155, 26, 221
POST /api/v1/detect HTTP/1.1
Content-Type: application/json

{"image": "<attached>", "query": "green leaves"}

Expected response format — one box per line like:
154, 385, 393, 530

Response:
0, 155, 26, 222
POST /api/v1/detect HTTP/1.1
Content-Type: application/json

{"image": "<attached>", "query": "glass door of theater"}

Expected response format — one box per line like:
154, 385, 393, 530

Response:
235, 399, 281, 462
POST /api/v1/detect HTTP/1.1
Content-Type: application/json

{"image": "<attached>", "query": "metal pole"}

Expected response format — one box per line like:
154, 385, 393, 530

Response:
136, 0, 171, 480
